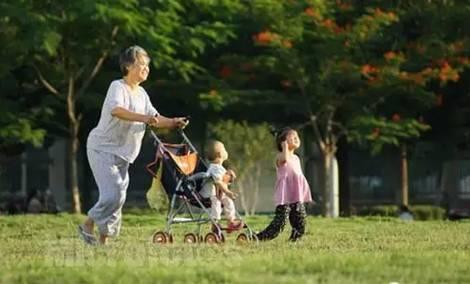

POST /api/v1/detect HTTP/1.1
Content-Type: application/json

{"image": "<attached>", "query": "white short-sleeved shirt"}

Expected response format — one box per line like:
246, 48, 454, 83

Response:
200, 163, 226, 198
87, 79, 159, 163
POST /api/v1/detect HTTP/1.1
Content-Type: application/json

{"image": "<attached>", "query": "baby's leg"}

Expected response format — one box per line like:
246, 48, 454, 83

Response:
221, 195, 236, 221
256, 205, 289, 241
209, 196, 222, 221
288, 202, 307, 241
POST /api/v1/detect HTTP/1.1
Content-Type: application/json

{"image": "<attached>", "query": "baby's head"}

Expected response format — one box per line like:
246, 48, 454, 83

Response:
273, 127, 300, 152
206, 140, 228, 162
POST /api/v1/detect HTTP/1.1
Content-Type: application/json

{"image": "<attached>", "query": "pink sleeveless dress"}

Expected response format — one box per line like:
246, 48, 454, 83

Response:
274, 154, 313, 206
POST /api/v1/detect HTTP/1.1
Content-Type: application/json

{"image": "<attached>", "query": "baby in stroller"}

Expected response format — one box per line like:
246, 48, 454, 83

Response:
200, 140, 243, 233
147, 130, 256, 244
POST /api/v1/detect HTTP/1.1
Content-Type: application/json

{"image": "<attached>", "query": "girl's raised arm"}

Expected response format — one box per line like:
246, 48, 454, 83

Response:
276, 141, 289, 166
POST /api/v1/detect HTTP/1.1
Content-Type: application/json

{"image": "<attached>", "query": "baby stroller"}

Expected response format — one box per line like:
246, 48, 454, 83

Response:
146, 128, 257, 244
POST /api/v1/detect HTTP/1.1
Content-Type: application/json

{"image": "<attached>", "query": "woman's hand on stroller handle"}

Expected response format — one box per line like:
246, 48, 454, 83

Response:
173, 116, 190, 129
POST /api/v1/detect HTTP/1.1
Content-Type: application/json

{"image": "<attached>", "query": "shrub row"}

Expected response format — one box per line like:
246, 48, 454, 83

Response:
355, 205, 446, 220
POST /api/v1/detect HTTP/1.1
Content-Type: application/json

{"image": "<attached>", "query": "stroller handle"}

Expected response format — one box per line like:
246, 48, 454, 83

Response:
148, 122, 210, 170
149, 127, 196, 152
148, 126, 203, 163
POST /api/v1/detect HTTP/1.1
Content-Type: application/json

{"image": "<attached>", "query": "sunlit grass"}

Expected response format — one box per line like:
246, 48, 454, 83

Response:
1, 213, 470, 283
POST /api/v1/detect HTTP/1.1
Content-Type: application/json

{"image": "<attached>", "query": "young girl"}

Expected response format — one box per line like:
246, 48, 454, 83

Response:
256, 127, 312, 242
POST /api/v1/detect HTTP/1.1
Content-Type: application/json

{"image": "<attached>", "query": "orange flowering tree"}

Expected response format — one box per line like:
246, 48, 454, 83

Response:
200, 0, 469, 216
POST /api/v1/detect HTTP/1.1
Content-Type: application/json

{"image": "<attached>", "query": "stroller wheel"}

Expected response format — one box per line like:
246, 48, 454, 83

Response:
183, 233, 198, 244
204, 232, 222, 244
236, 233, 249, 244
152, 231, 169, 244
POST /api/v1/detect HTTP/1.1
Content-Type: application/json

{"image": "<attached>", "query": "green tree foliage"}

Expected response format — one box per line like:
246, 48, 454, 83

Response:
1, 0, 468, 213
1, 0, 242, 212
0, 2, 50, 153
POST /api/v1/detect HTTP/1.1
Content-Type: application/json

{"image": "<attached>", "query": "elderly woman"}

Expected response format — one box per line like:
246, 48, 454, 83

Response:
78, 45, 188, 245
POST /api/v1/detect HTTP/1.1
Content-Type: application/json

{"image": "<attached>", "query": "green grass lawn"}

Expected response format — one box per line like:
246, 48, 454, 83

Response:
1, 213, 470, 284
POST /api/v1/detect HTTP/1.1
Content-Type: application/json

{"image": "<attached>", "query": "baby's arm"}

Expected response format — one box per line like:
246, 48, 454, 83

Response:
214, 180, 237, 200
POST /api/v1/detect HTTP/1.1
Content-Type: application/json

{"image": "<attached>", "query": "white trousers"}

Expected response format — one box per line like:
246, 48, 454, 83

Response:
87, 149, 129, 237
209, 194, 236, 221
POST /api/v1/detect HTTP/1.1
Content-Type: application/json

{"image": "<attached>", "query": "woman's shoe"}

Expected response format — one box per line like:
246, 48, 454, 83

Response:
77, 225, 97, 245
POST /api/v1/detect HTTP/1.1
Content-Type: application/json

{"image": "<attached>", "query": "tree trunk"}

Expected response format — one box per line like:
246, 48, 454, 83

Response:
21, 152, 27, 197
237, 177, 249, 216
323, 146, 339, 217
337, 137, 351, 216
245, 174, 255, 216
249, 165, 262, 215
400, 144, 409, 206
67, 76, 82, 214
69, 126, 81, 214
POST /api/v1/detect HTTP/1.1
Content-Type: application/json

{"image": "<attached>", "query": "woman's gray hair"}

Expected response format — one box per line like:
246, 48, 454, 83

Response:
119, 45, 150, 76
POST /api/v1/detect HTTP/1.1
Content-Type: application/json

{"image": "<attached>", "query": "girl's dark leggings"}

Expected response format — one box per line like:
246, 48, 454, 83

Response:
256, 202, 307, 242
